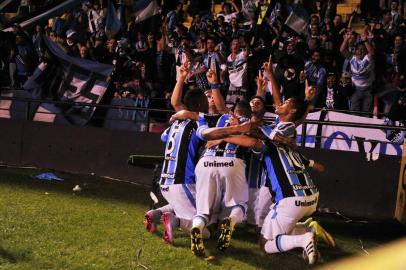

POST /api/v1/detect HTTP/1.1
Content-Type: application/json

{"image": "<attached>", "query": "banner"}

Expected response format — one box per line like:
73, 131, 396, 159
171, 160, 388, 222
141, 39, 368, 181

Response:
263, 111, 403, 156
24, 36, 113, 125
322, 111, 403, 156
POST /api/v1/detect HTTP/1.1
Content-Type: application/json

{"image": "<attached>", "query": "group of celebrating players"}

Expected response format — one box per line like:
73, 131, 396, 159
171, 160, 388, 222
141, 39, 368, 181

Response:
143, 56, 335, 265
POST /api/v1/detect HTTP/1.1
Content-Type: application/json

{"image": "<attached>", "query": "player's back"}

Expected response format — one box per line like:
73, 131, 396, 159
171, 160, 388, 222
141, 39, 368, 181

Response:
160, 119, 203, 185
262, 141, 318, 202
201, 114, 249, 160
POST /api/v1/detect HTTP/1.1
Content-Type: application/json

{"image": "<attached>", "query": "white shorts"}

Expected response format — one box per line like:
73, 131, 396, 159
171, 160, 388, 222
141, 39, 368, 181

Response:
261, 192, 319, 241
160, 184, 196, 220
195, 156, 248, 218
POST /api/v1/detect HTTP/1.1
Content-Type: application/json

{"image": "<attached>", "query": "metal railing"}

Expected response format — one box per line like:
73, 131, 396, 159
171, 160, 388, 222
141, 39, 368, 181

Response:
0, 95, 405, 147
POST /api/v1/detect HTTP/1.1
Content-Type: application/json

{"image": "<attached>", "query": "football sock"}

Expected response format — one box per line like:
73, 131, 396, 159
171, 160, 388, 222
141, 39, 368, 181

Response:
264, 234, 306, 254
229, 205, 245, 227
192, 215, 207, 231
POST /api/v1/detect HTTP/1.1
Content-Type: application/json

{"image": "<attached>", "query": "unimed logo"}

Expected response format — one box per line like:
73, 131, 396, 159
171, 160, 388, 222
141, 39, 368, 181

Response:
204, 160, 234, 167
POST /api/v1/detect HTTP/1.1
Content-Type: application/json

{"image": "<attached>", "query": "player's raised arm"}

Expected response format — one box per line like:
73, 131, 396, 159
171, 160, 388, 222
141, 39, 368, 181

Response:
263, 56, 282, 106
255, 69, 267, 99
207, 69, 230, 114
295, 79, 316, 126
171, 62, 190, 112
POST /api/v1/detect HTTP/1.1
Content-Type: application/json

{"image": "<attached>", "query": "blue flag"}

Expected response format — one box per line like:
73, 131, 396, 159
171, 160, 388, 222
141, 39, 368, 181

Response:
105, 1, 121, 39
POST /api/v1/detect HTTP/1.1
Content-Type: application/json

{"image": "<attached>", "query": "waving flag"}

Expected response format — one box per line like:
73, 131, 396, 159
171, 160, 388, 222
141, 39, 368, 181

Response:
132, 0, 160, 24
105, 1, 121, 39
284, 4, 310, 35
23, 36, 113, 125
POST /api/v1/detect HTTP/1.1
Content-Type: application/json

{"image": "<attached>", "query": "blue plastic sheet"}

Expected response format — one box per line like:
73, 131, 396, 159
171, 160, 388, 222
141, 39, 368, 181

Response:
34, 172, 64, 181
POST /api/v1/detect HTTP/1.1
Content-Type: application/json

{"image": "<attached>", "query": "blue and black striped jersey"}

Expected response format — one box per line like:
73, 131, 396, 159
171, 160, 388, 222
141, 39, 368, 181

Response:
160, 119, 202, 185
160, 114, 220, 185
197, 113, 248, 159
262, 141, 318, 202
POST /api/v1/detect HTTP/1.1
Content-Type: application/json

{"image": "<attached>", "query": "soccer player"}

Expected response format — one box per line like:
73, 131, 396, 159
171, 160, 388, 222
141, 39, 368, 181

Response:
143, 75, 210, 244
172, 100, 259, 256
214, 99, 324, 265
258, 101, 323, 265
144, 65, 248, 244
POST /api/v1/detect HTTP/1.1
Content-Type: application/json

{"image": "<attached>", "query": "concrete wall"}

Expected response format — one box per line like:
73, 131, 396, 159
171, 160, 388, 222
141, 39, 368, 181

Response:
0, 119, 164, 185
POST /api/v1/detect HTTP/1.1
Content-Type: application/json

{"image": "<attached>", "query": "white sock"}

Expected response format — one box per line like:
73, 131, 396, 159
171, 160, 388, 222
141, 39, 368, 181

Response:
156, 204, 174, 213
264, 234, 307, 254
192, 215, 207, 231
229, 205, 245, 227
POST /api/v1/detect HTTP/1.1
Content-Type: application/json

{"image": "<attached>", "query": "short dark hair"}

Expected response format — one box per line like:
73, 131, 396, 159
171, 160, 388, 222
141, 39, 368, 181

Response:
206, 35, 217, 43
234, 100, 252, 118
312, 49, 324, 58
250, 96, 265, 104
290, 97, 307, 122
184, 89, 206, 112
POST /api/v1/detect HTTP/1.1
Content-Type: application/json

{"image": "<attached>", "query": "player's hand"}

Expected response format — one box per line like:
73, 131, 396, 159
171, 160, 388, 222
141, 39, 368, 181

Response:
206, 69, 218, 84
205, 139, 223, 148
256, 70, 267, 91
344, 31, 352, 40
305, 79, 316, 101
299, 70, 306, 81
179, 61, 190, 79
169, 110, 188, 123
312, 162, 325, 173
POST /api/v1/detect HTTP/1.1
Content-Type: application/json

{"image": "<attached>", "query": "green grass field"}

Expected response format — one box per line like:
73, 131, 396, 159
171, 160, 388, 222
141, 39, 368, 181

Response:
0, 166, 405, 270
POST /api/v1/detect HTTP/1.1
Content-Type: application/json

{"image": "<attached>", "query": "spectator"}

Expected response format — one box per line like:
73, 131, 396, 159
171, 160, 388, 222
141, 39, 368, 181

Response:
65, 29, 80, 57
304, 49, 327, 101
225, 38, 249, 108
275, 39, 305, 100
11, 31, 37, 88
340, 30, 358, 72
79, 46, 92, 60
84, 1, 102, 42
217, 1, 241, 24
315, 72, 352, 110
165, 3, 185, 32
390, 0, 401, 27
349, 28, 375, 113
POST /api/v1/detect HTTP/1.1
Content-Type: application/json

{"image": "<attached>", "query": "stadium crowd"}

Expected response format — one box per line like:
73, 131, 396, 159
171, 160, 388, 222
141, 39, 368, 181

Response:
1, 0, 405, 125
